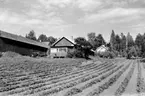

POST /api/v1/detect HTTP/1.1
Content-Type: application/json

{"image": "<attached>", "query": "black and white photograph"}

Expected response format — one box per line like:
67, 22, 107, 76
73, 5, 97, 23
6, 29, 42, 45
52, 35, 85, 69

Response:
0, 0, 145, 96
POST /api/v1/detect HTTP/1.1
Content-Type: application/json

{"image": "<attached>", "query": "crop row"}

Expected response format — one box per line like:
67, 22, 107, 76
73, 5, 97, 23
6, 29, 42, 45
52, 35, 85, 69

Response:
39, 64, 122, 96
84, 62, 131, 96
7, 61, 115, 95
6, 61, 106, 85
63, 61, 129, 96
9, 62, 112, 90
114, 61, 135, 96
23, 62, 116, 95
38, 61, 108, 80
3, 60, 103, 86
0, 58, 84, 80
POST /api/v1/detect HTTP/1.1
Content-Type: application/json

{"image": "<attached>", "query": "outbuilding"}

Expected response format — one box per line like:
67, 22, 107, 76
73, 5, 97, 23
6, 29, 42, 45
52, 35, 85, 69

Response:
96, 45, 108, 54
0, 30, 50, 56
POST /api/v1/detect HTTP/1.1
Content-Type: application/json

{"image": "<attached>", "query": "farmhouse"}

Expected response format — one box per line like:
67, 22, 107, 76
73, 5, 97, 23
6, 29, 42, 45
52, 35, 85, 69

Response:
96, 45, 108, 54
51, 37, 75, 58
0, 30, 50, 56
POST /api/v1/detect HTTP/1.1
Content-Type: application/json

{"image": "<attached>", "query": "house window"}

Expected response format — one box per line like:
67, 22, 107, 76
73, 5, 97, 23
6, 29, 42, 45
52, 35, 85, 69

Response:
59, 48, 67, 52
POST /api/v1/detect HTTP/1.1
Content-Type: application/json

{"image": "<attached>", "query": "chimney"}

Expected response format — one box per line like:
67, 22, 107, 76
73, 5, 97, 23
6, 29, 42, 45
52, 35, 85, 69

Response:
71, 36, 74, 43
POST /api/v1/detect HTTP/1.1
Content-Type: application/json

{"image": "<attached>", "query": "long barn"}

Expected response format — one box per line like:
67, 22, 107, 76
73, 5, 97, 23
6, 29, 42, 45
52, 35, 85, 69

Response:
0, 30, 50, 56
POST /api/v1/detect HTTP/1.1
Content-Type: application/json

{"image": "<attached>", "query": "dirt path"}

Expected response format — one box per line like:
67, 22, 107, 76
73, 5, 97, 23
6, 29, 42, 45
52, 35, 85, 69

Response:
53, 59, 127, 96
71, 61, 129, 96
140, 62, 145, 96
99, 60, 133, 96
121, 60, 138, 96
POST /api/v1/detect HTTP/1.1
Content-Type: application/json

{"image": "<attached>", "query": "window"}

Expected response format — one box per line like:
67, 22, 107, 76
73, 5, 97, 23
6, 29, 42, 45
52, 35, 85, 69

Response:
59, 48, 67, 52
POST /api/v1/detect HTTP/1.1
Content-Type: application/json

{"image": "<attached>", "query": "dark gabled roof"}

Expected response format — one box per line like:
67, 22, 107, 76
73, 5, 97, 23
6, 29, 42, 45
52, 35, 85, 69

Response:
0, 30, 49, 49
51, 37, 75, 47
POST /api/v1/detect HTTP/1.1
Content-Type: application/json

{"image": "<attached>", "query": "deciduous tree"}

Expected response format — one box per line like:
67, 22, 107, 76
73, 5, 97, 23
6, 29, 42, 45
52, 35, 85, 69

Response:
26, 30, 37, 41
38, 34, 48, 42
47, 36, 57, 45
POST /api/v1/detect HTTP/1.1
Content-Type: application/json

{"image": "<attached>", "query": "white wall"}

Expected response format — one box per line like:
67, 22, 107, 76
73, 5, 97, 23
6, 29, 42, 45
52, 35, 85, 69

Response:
51, 48, 57, 53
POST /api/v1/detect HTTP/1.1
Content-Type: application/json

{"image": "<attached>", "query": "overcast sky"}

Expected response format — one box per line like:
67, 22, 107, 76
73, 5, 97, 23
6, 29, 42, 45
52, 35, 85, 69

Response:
0, 0, 145, 41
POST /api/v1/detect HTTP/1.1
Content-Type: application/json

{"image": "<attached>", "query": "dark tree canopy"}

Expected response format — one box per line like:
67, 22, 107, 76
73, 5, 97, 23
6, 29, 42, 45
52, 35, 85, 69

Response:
135, 33, 143, 49
47, 36, 57, 45
26, 30, 37, 41
115, 35, 121, 52
120, 33, 126, 51
75, 37, 89, 46
126, 32, 134, 48
87, 32, 97, 50
38, 34, 48, 42
87, 32, 96, 40
74, 37, 92, 59
110, 30, 116, 50
96, 34, 106, 47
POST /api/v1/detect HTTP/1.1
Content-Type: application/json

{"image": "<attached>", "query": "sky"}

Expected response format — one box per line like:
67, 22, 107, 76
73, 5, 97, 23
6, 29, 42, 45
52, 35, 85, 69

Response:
0, 0, 145, 42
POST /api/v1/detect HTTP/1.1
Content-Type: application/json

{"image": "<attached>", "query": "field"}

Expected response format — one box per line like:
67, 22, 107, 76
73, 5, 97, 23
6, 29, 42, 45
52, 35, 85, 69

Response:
0, 56, 145, 96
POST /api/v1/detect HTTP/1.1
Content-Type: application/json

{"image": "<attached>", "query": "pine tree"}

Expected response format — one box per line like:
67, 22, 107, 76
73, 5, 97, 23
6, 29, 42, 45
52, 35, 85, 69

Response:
135, 33, 143, 51
115, 35, 121, 52
110, 30, 116, 50
120, 33, 126, 51
126, 32, 134, 48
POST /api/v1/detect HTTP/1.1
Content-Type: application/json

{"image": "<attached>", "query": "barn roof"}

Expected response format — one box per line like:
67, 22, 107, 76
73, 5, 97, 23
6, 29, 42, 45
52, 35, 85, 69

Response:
51, 37, 75, 47
0, 30, 49, 49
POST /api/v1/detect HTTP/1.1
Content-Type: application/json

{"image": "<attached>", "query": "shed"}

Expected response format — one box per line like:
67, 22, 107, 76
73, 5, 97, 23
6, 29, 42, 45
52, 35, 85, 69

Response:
0, 30, 50, 56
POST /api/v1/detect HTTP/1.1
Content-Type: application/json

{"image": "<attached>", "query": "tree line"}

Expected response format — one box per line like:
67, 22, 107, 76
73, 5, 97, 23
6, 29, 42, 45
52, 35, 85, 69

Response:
25, 30, 57, 45
72, 30, 145, 59
25, 29, 145, 59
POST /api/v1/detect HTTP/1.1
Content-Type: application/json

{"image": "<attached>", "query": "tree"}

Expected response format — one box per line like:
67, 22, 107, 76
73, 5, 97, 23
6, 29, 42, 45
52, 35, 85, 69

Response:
87, 32, 96, 40
110, 30, 116, 50
74, 37, 92, 59
135, 33, 143, 57
75, 37, 90, 46
47, 36, 57, 45
134, 45, 141, 57
87, 32, 97, 50
126, 32, 135, 59
120, 33, 126, 51
96, 34, 106, 47
120, 33, 127, 56
38, 34, 48, 42
127, 46, 138, 59
115, 35, 121, 52
26, 30, 37, 41
141, 33, 145, 57
126, 32, 134, 48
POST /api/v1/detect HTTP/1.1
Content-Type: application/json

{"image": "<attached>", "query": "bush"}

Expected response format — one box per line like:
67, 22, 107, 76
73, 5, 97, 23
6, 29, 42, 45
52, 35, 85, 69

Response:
67, 49, 84, 58
32, 52, 47, 57
67, 51, 74, 58
140, 59, 145, 62
97, 51, 116, 59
